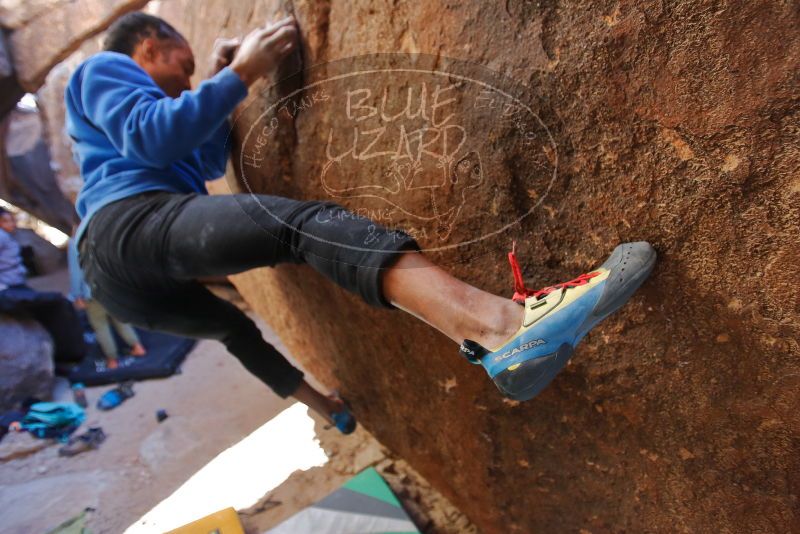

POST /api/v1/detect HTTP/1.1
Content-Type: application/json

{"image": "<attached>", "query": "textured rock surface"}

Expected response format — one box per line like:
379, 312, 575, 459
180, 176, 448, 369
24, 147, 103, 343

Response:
0, 28, 23, 120
37, 37, 101, 203
31, 0, 800, 532
0, 0, 71, 30
0, 315, 54, 411
0, 108, 78, 232
144, 1, 800, 532
2, 0, 148, 92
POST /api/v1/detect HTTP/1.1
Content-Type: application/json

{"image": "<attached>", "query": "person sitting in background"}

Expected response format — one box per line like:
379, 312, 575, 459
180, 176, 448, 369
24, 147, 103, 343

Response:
0, 208, 86, 363
0, 208, 27, 291
68, 238, 147, 370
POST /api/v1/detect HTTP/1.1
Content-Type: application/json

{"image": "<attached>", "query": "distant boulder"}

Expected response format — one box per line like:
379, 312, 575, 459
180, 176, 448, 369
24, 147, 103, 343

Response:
0, 314, 54, 411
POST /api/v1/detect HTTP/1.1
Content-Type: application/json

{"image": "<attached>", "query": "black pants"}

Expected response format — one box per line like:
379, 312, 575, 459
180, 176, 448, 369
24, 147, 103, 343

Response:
0, 285, 87, 363
78, 191, 419, 398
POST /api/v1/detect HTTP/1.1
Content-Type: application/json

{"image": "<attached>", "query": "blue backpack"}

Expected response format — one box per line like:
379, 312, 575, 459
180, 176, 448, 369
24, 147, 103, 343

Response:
21, 402, 85, 441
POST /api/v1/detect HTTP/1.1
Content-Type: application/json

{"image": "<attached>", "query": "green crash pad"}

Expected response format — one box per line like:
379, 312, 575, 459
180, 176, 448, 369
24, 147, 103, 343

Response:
265, 467, 419, 534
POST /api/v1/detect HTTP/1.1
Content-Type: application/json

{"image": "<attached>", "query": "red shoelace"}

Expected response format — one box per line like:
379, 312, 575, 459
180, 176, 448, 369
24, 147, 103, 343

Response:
508, 242, 601, 304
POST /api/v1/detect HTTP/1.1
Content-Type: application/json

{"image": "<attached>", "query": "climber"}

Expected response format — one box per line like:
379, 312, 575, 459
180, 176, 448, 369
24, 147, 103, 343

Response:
65, 12, 656, 434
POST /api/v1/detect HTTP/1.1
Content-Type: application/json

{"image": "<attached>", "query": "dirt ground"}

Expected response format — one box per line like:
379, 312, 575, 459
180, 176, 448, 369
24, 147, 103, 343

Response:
1, 275, 472, 534
0, 322, 291, 533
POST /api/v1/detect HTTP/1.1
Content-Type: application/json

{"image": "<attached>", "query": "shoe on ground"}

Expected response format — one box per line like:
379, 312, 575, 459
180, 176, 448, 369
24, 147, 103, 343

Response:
97, 382, 135, 411
58, 427, 106, 457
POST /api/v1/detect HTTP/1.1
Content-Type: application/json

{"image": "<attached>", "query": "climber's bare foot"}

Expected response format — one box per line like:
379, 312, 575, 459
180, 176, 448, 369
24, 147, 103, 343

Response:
130, 343, 146, 357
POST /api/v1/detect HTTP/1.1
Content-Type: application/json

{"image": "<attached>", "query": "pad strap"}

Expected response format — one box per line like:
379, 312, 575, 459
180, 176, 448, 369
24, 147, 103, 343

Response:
459, 339, 490, 364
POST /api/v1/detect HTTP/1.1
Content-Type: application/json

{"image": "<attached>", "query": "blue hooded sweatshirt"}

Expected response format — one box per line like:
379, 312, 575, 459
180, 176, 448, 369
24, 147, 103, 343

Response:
64, 51, 249, 245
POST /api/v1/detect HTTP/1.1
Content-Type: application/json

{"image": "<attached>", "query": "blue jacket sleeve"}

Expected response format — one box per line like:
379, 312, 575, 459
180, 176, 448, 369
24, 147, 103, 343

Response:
80, 54, 248, 169
198, 119, 233, 180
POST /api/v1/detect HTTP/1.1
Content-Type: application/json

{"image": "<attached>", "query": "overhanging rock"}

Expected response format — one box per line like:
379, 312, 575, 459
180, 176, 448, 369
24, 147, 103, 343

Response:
3, 0, 149, 93
213, 2, 799, 531
32, 1, 800, 532
0, 28, 23, 120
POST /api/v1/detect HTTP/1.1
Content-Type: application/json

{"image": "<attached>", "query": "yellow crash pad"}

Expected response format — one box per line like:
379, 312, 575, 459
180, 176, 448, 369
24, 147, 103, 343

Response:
165, 507, 244, 534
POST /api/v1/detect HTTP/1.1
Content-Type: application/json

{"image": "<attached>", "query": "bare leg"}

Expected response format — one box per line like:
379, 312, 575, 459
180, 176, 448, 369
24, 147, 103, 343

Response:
109, 315, 146, 356
85, 300, 119, 365
382, 251, 523, 350
293, 251, 523, 421
291, 380, 344, 423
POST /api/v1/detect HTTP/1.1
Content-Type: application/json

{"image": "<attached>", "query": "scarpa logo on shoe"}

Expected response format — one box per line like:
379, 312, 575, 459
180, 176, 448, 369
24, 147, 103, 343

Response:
460, 343, 475, 356
495, 339, 546, 362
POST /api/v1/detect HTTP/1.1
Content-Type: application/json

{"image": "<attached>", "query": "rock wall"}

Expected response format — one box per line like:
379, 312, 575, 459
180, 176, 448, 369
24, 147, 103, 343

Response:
0, 315, 54, 411
36, 0, 800, 532
0, 108, 77, 232
0, 26, 24, 120
147, 1, 799, 532
1, 0, 148, 92
37, 37, 101, 204
0, 0, 143, 213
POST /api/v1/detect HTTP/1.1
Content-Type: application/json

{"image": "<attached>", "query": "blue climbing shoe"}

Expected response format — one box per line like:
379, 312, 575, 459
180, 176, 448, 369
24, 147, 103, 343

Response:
327, 395, 357, 435
459, 242, 656, 401
331, 408, 357, 435
97, 381, 135, 411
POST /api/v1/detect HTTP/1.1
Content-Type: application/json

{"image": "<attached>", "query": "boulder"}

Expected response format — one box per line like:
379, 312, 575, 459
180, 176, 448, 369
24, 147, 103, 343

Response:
3, 0, 149, 92
0, 108, 77, 233
148, 1, 800, 532
0, 314, 54, 411
0, 0, 71, 30
29, 0, 800, 531
36, 37, 100, 204
0, 27, 23, 120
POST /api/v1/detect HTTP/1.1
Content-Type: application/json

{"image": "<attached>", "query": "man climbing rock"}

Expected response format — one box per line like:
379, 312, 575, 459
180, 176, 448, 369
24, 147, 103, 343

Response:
65, 12, 656, 433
